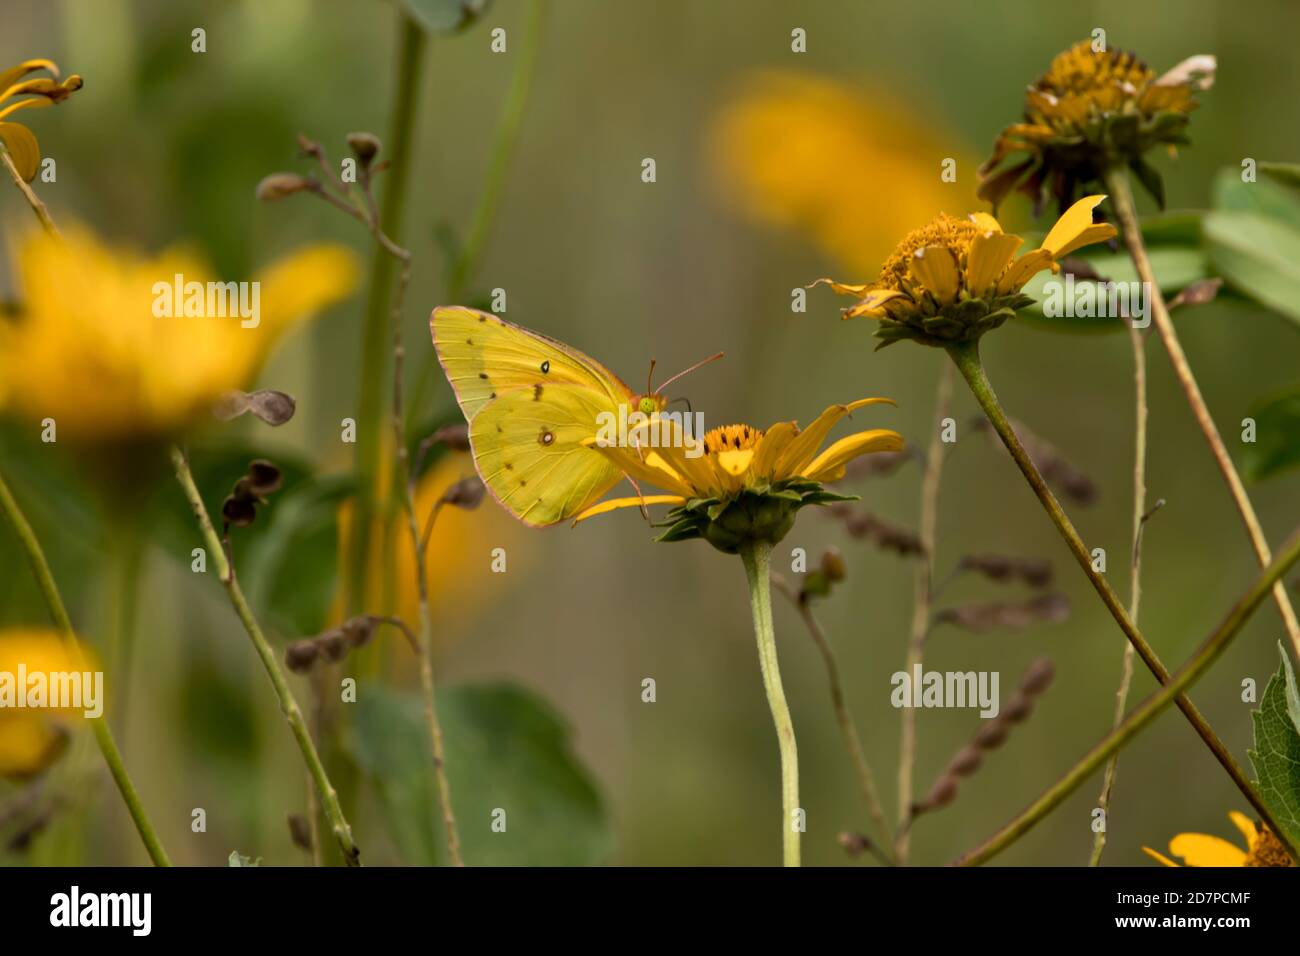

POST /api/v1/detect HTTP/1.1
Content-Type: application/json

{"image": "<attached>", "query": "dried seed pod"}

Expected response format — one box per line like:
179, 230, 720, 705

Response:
820, 547, 847, 583
972, 417, 1098, 506
1169, 277, 1223, 310
837, 831, 871, 858
959, 553, 1053, 588
912, 657, 1056, 819
341, 615, 378, 648
213, 389, 297, 426
442, 476, 486, 510
827, 504, 923, 557
317, 629, 348, 662
255, 172, 316, 202
284, 640, 319, 674
287, 813, 313, 852
221, 494, 257, 528
935, 592, 1070, 633
246, 459, 283, 496
346, 131, 381, 165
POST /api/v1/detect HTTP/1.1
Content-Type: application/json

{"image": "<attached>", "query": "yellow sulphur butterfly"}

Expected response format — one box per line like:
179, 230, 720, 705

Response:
431, 305, 719, 527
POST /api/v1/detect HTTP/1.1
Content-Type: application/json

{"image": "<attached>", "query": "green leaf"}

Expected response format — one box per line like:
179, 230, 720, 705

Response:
1204, 210, 1300, 331
399, 0, 492, 34
227, 851, 260, 867
1214, 167, 1300, 228
349, 683, 613, 865
1259, 162, 1300, 193
1239, 386, 1300, 482
1247, 646, 1300, 853
1017, 246, 1210, 334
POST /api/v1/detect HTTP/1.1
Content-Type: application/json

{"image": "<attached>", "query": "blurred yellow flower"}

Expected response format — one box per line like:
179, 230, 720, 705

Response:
0, 223, 358, 441
710, 70, 978, 275
0, 58, 82, 182
1143, 812, 1294, 867
0, 628, 94, 780
335, 454, 530, 650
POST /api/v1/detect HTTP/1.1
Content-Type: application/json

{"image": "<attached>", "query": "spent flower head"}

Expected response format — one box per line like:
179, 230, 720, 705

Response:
813, 196, 1116, 349
0, 58, 82, 182
574, 399, 903, 553
978, 40, 1215, 213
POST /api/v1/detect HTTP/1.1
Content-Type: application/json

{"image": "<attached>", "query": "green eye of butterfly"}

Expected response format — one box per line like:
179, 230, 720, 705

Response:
638, 396, 656, 415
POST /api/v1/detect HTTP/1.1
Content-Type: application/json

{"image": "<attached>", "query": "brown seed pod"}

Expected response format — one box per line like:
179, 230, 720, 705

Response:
255, 172, 317, 202
958, 553, 1053, 589
442, 476, 486, 510
972, 417, 1098, 506
827, 504, 923, 557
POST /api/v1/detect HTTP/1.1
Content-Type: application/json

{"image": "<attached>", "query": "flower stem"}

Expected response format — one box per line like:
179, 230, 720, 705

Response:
772, 574, 893, 862
348, 11, 426, 614
1090, 321, 1148, 866
407, 0, 546, 428
0, 144, 60, 237
953, 523, 1300, 866
945, 338, 1280, 832
740, 541, 800, 867
169, 445, 362, 866
897, 359, 953, 863
1103, 166, 1300, 661
0, 469, 171, 866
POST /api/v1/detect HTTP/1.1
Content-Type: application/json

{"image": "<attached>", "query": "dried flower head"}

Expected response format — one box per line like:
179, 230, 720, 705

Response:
0, 58, 83, 181
978, 40, 1215, 213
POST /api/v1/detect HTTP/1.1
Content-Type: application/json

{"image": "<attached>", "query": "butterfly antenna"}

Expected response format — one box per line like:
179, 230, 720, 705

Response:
654, 351, 724, 394
646, 358, 657, 398
667, 396, 693, 417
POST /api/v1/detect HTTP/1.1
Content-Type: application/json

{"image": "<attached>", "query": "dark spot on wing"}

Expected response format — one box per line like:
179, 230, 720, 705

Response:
479, 373, 489, 380
533, 383, 543, 400
540, 360, 550, 374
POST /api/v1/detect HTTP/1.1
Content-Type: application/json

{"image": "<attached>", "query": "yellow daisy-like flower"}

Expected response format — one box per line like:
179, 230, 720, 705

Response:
574, 399, 903, 553
1143, 812, 1295, 868
710, 70, 979, 276
813, 195, 1117, 349
978, 40, 1215, 214
0, 628, 95, 780
0, 222, 358, 441
0, 59, 83, 182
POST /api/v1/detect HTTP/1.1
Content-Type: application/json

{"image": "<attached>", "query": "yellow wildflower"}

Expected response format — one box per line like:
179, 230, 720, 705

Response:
1143, 812, 1294, 867
979, 40, 1215, 213
0, 628, 94, 780
574, 399, 902, 553
813, 195, 1117, 348
0, 59, 82, 182
710, 70, 978, 275
0, 222, 357, 441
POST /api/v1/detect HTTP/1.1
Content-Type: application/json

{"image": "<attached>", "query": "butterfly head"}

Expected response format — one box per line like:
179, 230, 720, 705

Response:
636, 394, 667, 417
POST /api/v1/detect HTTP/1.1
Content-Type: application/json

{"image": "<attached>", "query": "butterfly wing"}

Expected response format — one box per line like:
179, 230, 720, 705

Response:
469, 383, 627, 526
431, 306, 636, 527
432, 306, 633, 422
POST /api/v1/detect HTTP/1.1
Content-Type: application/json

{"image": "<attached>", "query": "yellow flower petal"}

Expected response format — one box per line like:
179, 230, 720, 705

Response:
582, 438, 695, 498
1040, 195, 1118, 259
775, 398, 896, 475
967, 212, 1002, 233
571, 494, 686, 526
1141, 846, 1181, 867
800, 428, 904, 481
0, 121, 40, 181
809, 277, 870, 297
996, 248, 1055, 295
1167, 832, 1248, 867
908, 245, 960, 303
966, 231, 1024, 296
1228, 812, 1258, 851
842, 288, 906, 319
715, 447, 754, 477
751, 421, 797, 477
0, 59, 61, 98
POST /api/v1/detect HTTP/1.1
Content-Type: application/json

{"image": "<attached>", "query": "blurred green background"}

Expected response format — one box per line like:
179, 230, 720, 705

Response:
2, 0, 1299, 866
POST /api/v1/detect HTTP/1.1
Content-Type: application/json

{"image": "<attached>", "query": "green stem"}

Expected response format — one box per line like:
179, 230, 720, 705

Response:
954, 523, 1300, 866
946, 338, 1282, 838
169, 446, 361, 866
740, 541, 800, 867
348, 11, 426, 614
407, 0, 546, 428
0, 469, 171, 866
1103, 167, 1300, 660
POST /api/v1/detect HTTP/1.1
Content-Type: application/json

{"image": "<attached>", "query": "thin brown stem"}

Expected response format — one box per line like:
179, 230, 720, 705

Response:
1104, 167, 1300, 661
772, 574, 895, 863
953, 524, 1300, 866
947, 338, 1280, 833
896, 360, 954, 862
1, 144, 60, 236
1090, 321, 1149, 866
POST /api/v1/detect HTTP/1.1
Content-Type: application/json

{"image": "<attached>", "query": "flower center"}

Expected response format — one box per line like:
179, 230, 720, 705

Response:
1244, 825, 1294, 867
702, 423, 763, 456
876, 213, 982, 291
1038, 40, 1154, 100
